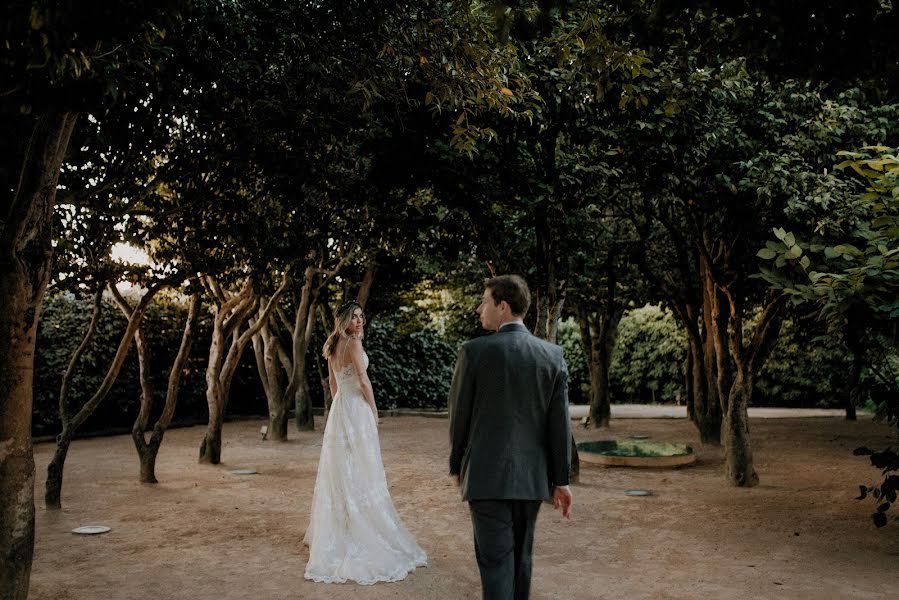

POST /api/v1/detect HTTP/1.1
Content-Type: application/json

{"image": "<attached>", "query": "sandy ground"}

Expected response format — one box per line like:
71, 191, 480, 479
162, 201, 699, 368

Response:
29, 412, 899, 600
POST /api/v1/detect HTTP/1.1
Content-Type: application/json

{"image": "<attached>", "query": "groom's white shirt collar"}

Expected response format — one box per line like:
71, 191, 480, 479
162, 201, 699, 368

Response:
498, 319, 525, 331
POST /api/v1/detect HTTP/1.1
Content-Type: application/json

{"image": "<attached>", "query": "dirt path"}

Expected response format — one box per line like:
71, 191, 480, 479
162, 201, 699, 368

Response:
29, 415, 899, 600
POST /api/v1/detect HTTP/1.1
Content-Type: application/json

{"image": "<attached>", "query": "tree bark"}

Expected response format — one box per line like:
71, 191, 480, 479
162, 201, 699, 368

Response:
140, 290, 201, 482
696, 256, 725, 444
723, 374, 758, 487
673, 299, 719, 443
722, 290, 786, 487
576, 294, 623, 429
282, 267, 318, 432
110, 286, 155, 481
200, 275, 288, 463
842, 311, 864, 421
0, 111, 77, 599
251, 313, 290, 441
316, 303, 334, 421
356, 261, 377, 309
46, 281, 164, 507
200, 280, 254, 464
126, 287, 201, 482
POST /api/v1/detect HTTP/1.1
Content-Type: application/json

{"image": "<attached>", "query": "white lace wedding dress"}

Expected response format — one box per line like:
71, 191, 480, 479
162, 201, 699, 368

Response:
303, 350, 427, 584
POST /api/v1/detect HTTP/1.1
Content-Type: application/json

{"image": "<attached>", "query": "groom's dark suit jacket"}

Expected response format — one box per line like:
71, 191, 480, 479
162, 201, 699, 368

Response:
449, 323, 571, 501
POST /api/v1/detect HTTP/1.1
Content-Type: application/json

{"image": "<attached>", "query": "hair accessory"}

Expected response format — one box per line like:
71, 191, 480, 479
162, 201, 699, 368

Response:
338, 300, 361, 314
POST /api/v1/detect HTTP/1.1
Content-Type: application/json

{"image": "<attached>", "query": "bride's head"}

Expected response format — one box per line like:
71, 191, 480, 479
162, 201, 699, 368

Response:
322, 301, 365, 359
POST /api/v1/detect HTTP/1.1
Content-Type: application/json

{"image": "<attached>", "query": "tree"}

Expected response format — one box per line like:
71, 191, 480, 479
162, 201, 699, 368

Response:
761, 148, 899, 521
0, 3, 184, 594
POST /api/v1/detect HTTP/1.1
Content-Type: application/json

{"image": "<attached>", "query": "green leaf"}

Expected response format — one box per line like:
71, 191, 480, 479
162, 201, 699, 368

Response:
784, 232, 796, 247
757, 248, 777, 260
788, 245, 803, 258
834, 244, 864, 258
824, 247, 840, 259
800, 256, 811, 270
773, 227, 787, 241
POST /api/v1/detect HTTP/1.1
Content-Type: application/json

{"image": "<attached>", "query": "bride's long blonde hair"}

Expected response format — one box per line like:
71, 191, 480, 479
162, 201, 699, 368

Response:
322, 301, 364, 360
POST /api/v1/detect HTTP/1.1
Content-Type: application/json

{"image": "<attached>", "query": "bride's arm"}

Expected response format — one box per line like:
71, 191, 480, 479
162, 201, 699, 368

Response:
348, 338, 378, 421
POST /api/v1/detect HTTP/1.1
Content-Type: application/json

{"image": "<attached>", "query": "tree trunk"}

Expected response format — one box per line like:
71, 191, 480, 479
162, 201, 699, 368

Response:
200, 276, 288, 463
721, 289, 786, 487
110, 287, 156, 482
295, 377, 315, 431
200, 280, 255, 464
687, 330, 720, 444
0, 111, 77, 599
251, 314, 290, 442
317, 303, 334, 422
46, 282, 164, 507
842, 311, 864, 421
282, 267, 317, 432
723, 375, 758, 487
697, 256, 723, 444
577, 299, 623, 429
138, 290, 201, 483
682, 344, 693, 415
356, 261, 377, 309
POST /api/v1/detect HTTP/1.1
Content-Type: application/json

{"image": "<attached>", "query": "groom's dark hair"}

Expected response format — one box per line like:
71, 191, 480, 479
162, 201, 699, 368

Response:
485, 274, 531, 317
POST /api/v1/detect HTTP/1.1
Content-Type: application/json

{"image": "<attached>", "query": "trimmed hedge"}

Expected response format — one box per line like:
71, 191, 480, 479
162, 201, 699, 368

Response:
33, 294, 458, 436
32, 293, 265, 438
364, 320, 457, 410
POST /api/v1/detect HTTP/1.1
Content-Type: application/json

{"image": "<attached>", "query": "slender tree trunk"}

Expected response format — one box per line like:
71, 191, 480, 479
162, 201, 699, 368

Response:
0, 111, 77, 599
846, 363, 861, 421
139, 289, 201, 482
842, 313, 864, 421
577, 300, 623, 429
200, 280, 254, 464
46, 282, 164, 507
282, 267, 317, 432
682, 344, 693, 414
356, 261, 377, 309
724, 373, 758, 487
317, 303, 334, 421
59, 288, 104, 421
265, 327, 291, 442
251, 313, 290, 442
697, 256, 723, 444
200, 276, 288, 463
721, 289, 786, 487
111, 286, 157, 482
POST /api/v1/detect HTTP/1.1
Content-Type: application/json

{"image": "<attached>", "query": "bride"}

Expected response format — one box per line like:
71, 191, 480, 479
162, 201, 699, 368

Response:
303, 300, 427, 584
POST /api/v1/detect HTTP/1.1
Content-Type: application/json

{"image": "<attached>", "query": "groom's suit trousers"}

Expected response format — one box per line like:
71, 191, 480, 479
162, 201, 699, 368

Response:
469, 499, 542, 600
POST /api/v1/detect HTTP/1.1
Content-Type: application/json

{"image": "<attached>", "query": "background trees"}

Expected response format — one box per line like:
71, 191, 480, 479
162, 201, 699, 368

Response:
5, 1, 899, 594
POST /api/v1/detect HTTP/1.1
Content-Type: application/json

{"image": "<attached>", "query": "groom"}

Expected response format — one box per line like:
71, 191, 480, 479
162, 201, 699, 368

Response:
449, 274, 573, 600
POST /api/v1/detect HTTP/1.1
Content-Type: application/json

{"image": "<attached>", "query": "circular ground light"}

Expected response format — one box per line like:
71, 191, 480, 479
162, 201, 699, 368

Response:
72, 525, 111, 535
624, 489, 653, 497
577, 440, 696, 468
230, 468, 258, 475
